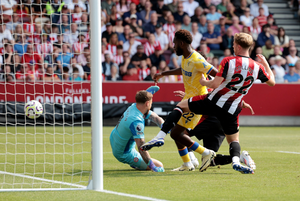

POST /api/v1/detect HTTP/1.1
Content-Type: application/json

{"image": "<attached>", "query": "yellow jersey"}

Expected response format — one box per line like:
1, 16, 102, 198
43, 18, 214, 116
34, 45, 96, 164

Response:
177, 51, 214, 129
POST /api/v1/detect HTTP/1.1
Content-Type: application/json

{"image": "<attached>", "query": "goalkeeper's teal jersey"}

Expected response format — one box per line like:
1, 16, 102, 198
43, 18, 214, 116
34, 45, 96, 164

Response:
110, 103, 152, 157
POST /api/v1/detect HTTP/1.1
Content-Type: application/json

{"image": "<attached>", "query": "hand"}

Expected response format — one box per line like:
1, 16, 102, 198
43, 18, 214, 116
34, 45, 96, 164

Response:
242, 100, 255, 115
174, 90, 185, 98
199, 74, 206, 86
152, 166, 165, 172
256, 54, 268, 66
153, 73, 163, 83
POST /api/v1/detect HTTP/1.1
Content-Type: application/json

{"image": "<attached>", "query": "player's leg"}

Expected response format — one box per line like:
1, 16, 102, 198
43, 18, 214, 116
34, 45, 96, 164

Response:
170, 125, 195, 171
126, 149, 163, 171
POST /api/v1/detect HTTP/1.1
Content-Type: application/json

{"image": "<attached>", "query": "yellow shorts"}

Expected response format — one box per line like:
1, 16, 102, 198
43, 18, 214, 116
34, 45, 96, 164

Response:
177, 112, 202, 130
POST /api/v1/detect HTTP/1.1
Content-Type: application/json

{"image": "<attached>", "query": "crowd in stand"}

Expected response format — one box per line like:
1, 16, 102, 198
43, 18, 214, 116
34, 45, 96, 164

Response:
0, 0, 90, 82
0, 0, 299, 83
101, 0, 300, 83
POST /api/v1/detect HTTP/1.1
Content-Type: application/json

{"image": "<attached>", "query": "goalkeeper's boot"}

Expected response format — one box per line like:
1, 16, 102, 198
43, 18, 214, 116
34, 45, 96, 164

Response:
146, 86, 160, 95
232, 162, 254, 174
140, 137, 164, 151
240, 150, 256, 170
199, 150, 216, 172
171, 164, 195, 171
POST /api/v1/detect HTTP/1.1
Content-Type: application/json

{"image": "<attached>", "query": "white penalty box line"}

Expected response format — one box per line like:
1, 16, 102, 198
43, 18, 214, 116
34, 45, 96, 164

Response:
276, 151, 300, 154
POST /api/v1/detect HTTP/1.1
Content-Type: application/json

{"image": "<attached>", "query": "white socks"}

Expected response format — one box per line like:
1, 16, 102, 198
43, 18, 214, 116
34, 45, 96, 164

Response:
201, 149, 210, 156
156, 131, 167, 139
232, 156, 240, 164
188, 152, 197, 161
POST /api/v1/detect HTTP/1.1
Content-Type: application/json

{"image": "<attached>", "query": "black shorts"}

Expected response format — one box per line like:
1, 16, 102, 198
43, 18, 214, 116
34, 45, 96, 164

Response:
188, 95, 239, 135
187, 115, 225, 152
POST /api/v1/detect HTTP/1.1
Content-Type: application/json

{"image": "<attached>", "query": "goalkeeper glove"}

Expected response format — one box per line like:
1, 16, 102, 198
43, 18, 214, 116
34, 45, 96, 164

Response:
148, 159, 165, 172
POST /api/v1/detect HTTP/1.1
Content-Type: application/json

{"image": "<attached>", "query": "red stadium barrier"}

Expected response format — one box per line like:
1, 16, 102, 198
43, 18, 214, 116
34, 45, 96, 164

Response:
0, 82, 299, 116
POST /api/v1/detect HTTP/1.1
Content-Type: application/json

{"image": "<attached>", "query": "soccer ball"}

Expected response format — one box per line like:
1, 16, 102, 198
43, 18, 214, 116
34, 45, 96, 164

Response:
24, 100, 43, 119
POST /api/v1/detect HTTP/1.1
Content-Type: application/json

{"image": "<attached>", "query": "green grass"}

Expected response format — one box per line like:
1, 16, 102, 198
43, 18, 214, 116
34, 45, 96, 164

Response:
1, 126, 300, 201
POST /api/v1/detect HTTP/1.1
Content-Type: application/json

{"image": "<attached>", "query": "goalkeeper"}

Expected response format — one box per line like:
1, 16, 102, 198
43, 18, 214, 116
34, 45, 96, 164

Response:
110, 89, 165, 172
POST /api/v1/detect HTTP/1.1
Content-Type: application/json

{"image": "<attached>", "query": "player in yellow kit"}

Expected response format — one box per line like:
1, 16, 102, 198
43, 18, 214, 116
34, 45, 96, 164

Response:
141, 30, 218, 171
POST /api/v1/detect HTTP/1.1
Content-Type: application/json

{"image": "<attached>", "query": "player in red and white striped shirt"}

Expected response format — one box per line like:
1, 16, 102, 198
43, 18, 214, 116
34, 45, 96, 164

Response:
144, 34, 162, 56
138, 60, 150, 80
143, 32, 275, 174
163, 15, 176, 46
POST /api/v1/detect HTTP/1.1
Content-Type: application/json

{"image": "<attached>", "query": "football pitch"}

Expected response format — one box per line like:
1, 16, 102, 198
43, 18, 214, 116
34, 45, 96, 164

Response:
1, 126, 300, 201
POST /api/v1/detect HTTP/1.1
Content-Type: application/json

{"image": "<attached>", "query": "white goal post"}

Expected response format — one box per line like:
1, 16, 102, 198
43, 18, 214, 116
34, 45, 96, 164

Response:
0, 0, 102, 191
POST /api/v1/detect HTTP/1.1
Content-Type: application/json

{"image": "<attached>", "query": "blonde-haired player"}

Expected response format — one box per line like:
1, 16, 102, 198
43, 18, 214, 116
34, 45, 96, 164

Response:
141, 29, 218, 171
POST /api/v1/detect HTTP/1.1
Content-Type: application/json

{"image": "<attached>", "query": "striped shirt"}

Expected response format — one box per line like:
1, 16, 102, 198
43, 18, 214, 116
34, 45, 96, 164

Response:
106, 44, 117, 56
138, 68, 150, 80
36, 42, 53, 55
144, 41, 161, 56
163, 23, 175, 43
208, 56, 270, 116
73, 42, 88, 53
113, 55, 124, 65
23, 23, 35, 33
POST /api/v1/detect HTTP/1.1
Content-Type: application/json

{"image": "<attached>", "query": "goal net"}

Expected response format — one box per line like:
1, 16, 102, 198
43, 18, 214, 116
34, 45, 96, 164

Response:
0, 0, 95, 191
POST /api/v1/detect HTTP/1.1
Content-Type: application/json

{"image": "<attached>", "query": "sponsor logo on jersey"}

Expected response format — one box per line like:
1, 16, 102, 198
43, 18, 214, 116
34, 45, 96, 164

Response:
136, 124, 143, 135
182, 69, 192, 77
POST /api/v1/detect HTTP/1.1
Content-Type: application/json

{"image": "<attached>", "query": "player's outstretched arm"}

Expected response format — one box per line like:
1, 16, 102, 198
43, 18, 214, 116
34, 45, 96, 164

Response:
256, 54, 275, 87
135, 138, 164, 172
149, 112, 164, 128
242, 100, 255, 115
200, 74, 224, 89
153, 68, 182, 83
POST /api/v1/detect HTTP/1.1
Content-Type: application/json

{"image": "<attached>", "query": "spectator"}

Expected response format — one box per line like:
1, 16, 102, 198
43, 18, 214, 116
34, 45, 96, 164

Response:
143, 12, 158, 37
144, 66, 157, 81
198, 15, 208, 34
295, 60, 300, 75
0, 0, 17, 22
72, 34, 88, 56
191, 7, 204, 23
116, 0, 129, 16
72, 4, 83, 24
214, 16, 229, 36
106, 33, 119, 56
181, 15, 192, 32
235, 0, 248, 17
129, 14, 143, 37
15, 64, 34, 82
60, 14, 71, 34
199, 43, 214, 62
149, 46, 165, 67
153, 0, 167, 17
284, 65, 300, 83
102, 53, 118, 78
113, 45, 124, 65
154, 24, 169, 52
69, 67, 83, 81
14, 34, 29, 57
113, 17, 124, 34
275, 27, 289, 49
242, 25, 250, 34
240, 8, 253, 27
223, 3, 238, 25
163, 14, 176, 47
53, 34, 64, 51
101, 13, 106, 34
200, 0, 213, 14
218, 48, 232, 64
6, 13, 20, 32
83, 55, 91, 79
118, 25, 131, 44
69, 57, 84, 79
21, 44, 43, 71
217, 0, 228, 14
190, 22, 202, 50
211, 57, 219, 68
131, 45, 152, 68
220, 27, 234, 51
173, 3, 188, 23
56, 44, 73, 71
157, 6, 171, 25
123, 2, 142, 25
286, 47, 300, 66
122, 64, 139, 81
102, 23, 114, 45
62, 66, 70, 81
123, 33, 142, 57
44, 66, 60, 81
77, 46, 90, 66
269, 45, 284, 60
77, 14, 89, 33
257, 7, 267, 27
271, 55, 286, 83
119, 51, 131, 77
206, 5, 222, 24
0, 64, 15, 81
101, 0, 115, 16
250, 0, 269, 17
106, 64, 122, 81
138, 59, 150, 80
168, 49, 182, 69
211, 0, 222, 6
13, 24, 23, 41
257, 24, 274, 47
183, 0, 199, 17
144, 33, 162, 56
249, 18, 261, 41
0, 24, 14, 48
36, 34, 54, 58
3, 43, 15, 67
266, 16, 278, 36
229, 16, 243, 35
283, 39, 299, 57
15, 2, 29, 21
262, 39, 274, 59
140, 1, 155, 24
136, 0, 146, 13
203, 22, 222, 50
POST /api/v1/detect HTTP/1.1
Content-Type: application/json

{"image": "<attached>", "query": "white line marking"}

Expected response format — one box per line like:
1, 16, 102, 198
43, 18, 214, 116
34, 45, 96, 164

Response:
276, 151, 300, 154
100, 190, 169, 201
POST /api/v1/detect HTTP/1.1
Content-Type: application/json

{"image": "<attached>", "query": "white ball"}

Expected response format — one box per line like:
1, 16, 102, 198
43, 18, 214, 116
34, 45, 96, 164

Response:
24, 100, 43, 119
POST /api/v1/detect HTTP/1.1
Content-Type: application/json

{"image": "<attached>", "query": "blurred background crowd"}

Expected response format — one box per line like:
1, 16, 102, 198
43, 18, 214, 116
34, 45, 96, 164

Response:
0, 0, 299, 83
